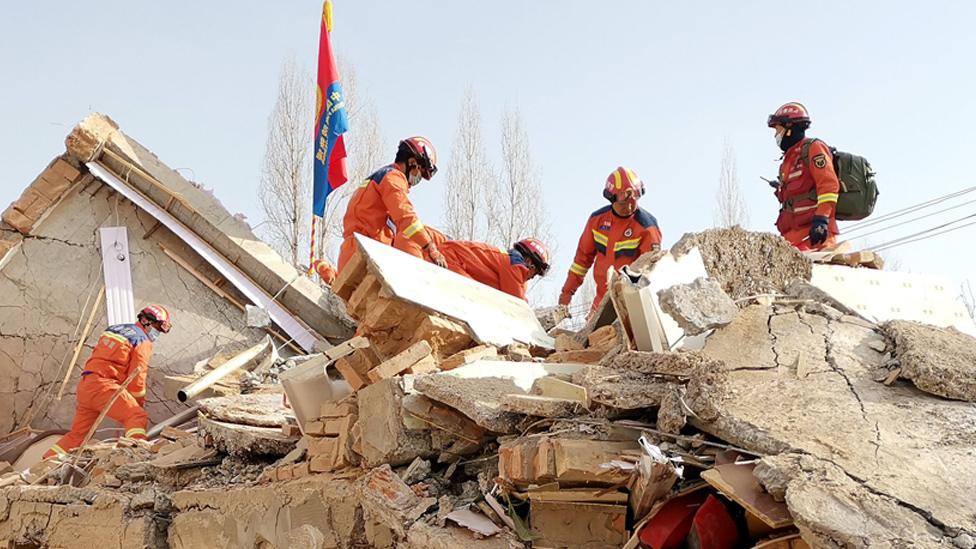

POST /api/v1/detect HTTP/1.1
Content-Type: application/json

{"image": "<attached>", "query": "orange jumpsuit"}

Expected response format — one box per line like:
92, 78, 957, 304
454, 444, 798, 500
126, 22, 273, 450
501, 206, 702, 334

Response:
337, 165, 433, 273
560, 206, 663, 314
394, 225, 449, 262
45, 324, 152, 459
775, 138, 840, 251
440, 240, 534, 301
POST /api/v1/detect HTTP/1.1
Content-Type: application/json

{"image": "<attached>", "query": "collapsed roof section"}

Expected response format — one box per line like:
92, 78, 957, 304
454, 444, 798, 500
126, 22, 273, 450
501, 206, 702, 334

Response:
2, 113, 354, 347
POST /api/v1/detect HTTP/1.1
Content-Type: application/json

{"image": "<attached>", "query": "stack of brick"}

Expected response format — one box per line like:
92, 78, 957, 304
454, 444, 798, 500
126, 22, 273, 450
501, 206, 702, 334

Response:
263, 399, 360, 481
330, 249, 476, 391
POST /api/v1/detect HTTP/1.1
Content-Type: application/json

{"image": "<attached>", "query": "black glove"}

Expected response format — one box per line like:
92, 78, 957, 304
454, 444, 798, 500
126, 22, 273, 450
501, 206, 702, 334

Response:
768, 178, 781, 189
809, 216, 829, 246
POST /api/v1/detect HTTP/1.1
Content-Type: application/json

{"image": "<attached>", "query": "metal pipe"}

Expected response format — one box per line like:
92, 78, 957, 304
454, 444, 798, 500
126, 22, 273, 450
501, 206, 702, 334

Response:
176, 337, 271, 403
146, 405, 200, 439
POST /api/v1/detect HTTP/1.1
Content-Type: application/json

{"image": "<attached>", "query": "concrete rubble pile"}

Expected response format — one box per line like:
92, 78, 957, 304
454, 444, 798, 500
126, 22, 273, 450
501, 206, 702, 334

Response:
1, 118, 975, 548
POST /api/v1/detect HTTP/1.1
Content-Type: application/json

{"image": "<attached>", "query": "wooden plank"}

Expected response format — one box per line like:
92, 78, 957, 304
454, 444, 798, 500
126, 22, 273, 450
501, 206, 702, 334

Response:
534, 376, 589, 408
526, 488, 629, 504
529, 500, 628, 549
440, 344, 497, 371
552, 439, 640, 486
57, 286, 104, 400
701, 462, 793, 529
332, 248, 366, 301
367, 340, 432, 382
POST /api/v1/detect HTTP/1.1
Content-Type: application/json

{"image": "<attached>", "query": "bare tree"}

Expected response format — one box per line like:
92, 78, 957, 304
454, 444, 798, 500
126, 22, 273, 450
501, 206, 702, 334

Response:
962, 280, 975, 321
712, 139, 750, 228
444, 89, 494, 240
486, 108, 553, 248
258, 60, 314, 266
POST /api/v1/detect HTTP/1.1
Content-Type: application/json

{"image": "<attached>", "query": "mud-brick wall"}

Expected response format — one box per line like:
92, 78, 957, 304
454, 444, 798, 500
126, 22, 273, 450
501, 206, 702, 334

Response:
0, 177, 267, 434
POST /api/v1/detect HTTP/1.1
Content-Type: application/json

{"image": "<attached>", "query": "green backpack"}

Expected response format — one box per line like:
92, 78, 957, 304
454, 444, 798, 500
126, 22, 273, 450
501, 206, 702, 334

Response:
801, 139, 879, 221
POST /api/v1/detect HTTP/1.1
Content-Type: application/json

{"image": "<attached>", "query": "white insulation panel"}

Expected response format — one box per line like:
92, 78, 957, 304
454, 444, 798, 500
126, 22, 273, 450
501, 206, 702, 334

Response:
99, 226, 135, 325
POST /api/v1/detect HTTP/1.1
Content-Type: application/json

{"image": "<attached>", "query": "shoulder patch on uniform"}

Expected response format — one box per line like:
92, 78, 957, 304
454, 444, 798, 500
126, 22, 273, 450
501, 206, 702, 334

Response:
107, 324, 148, 346
368, 165, 396, 185
813, 154, 827, 169
590, 205, 613, 218
633, 208, 659, 229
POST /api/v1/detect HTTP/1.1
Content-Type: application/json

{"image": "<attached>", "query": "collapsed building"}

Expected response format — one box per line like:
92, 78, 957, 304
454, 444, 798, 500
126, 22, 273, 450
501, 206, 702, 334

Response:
0, 115, 975, 549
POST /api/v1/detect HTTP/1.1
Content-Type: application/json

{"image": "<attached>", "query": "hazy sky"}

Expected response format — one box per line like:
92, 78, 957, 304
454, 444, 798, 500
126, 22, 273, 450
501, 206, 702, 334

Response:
2, 1, 974, 302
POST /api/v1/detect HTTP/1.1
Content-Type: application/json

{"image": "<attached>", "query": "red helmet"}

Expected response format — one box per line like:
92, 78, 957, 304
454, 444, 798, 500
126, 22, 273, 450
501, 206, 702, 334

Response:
603, 166, 645, 203
767, 102, 811, 128
138, 304, 171, 333
399, 136, 438, 180
513, 238, 551, 276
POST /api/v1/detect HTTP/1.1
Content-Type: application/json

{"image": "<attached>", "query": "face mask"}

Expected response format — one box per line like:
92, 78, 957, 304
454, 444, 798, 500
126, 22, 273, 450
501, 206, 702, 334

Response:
147, 327, 161, 342
775, 130, 784, 148
408, 170, 422, 187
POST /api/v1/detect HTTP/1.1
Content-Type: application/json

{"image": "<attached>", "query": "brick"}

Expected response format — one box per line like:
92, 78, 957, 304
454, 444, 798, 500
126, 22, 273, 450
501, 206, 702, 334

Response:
587, 325, 618, 351
367, 340, 432, 382
276, 465, 293, 481
319, 400, 357, 419
544, 349, 607, 364
1, 207, 33, 234
322, 416, 352, 437
333, 249, 367, 301
281, 424, 301, 437
440, 344, 497, 371
346, 274, 381, 320
309, 453, 337, 473
291, 461, 311, 478
49, 159, 81, 182
306, 435, 339, 459
304, 421, 327, 436
361, 295, 426, 333
334, 355, 371, 391
32, 171, 72, 201
412, 314, 472, 358
406, 354, 440, 374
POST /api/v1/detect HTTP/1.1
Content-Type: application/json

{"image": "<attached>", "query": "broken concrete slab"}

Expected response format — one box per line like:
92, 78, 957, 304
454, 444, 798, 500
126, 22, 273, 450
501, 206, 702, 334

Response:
197, 415, 297, 457
689, 304, 976, 540
602, 349, 724, 377
572, 365, 678, 410
658, 277, 739, 335
883, 320, 976, 402
197, 393, 291, 428
358, 377, 436, 467
403, 521, 523, 549
168, 475, 366, 548
500, 394, 585, 418
670, 227, 811, 300
412, 360, 584, 433
754, 453, 946, 548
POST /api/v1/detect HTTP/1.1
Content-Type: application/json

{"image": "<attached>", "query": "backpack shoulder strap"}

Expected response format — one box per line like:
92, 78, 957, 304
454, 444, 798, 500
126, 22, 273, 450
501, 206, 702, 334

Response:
799, 138, 823, 165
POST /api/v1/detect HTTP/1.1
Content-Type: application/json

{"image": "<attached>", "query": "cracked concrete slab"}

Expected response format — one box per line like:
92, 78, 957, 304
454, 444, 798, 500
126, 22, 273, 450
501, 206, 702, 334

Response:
691, 304, 976, 543
883, 320, 976, 402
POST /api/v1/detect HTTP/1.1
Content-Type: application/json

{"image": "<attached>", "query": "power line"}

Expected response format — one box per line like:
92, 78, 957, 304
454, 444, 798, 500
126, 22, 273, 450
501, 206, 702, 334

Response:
871, 212, 976, 251
845, 197, 976, 240
874, 220, 976, 252
842, 185, 976, 233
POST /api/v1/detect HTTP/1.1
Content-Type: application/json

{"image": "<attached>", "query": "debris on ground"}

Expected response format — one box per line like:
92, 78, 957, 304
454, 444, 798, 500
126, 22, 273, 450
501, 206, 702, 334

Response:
3, 116, 976, 548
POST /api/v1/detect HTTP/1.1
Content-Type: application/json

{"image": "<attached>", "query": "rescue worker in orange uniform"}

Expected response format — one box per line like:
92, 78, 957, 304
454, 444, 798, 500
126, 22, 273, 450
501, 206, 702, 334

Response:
767, 102, 840, 251
559, 167, 663, 315
311, 258, 338, 286
440, 238, 551, 301
44, 305, 172, 459
337, 136, 447, 274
